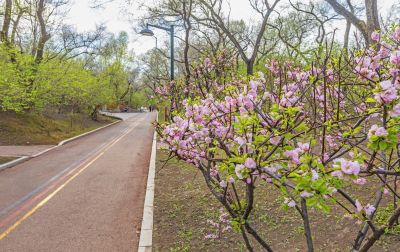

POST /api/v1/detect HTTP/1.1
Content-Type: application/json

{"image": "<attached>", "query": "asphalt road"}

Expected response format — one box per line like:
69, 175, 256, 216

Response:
0, 112, 156, 251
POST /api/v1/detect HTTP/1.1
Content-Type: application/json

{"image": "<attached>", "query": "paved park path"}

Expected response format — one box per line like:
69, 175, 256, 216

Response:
0, 112, 156, 251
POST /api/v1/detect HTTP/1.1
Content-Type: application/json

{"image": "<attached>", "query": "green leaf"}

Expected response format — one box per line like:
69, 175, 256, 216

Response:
379, 141, 388, 150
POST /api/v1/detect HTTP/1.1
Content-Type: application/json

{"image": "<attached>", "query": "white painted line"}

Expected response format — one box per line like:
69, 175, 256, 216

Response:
138, 112, 158, 252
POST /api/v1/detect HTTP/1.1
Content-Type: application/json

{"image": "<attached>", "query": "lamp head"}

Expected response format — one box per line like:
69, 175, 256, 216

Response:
139, 27, 154, 36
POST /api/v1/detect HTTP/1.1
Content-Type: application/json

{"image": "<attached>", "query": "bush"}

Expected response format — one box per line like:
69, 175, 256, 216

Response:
156, 27, 400, 251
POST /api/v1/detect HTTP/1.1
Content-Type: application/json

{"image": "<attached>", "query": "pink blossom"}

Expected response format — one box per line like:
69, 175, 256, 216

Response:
331, 170, 343, 178
380, 80, 393, 90
235, 136, 246, 146
263, 165, 279, 174
203, 57, 212, 67
297, 142, 310, 152
368, 124, 388, 139
326, 135, 338, 148
353, 178, 367, 185
365, 204, 376, 216
228, 177, 235, 184
389, 104, 400, 117
235, 164, 245, 179
322, 153, 330, 163
334, 158, 360, 175
244, 158, 257, 169
300, 191, 313, 198
343, 160, 360, 175
374, 81, 398, 104
220, 180, 227, 188
284, 149, 301, 165
269, 136, 281, 145
311, 169, 319, 181
249, 80, 259, 90
391, 27, 400, 41
390, 50, 400, 65
384, 188, 389, 195
287, 200, 296, 207
210, 169, 218, 177
205, 234, 219, 239
355, 200, 363, 212
242, 96, 253, 110
260, 174, 270, 181
371, 31, 380, 42
284, 197, 296, 208
246, 177, 252, 184
265, 60, 279, 74
379, 42, 391, 58
375, 88, 398, 104
376, 127, 388, 137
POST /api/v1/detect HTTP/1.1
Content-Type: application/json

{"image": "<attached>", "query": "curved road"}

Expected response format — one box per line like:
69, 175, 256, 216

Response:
0, 112, 156, 251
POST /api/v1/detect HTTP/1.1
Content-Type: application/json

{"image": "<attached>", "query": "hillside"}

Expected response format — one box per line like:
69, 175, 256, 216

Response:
0, 112, 116, 146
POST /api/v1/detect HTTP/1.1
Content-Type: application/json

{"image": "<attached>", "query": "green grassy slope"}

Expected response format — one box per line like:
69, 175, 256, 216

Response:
0, 112, 116, 145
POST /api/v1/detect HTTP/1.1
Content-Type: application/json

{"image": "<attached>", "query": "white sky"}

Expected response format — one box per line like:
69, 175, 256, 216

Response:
66, 0, 397, 55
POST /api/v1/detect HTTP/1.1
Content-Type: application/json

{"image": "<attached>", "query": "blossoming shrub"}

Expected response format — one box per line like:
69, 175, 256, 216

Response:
156, 27, 400, 251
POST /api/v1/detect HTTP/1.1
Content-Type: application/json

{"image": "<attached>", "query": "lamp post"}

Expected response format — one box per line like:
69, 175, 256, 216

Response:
140, 23, 175, 120
140, 23, 175, 80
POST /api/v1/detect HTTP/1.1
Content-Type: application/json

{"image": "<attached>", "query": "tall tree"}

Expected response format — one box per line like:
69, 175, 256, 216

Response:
198, 0, 280, 75
1, 0, 13, 42
325, 0, 380, 44
35, 0, 50, 63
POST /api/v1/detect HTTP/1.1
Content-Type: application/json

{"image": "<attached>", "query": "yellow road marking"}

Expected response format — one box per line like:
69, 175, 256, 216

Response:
0, 119, 141, 241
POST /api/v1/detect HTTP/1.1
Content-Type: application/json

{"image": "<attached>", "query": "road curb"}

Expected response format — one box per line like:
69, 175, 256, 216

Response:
138, 113, 158, 252
0, 116, 122, 171
0, 156, 30, 172
58, 120, 121, 146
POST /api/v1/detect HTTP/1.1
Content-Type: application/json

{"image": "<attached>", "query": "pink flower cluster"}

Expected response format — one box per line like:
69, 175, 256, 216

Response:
355, 200, 376, 217
283, 142, 309, 165
205, 208, 231, 239
332, 158, 361, 176
374, 80, 397, 104
367, 124, 388, 139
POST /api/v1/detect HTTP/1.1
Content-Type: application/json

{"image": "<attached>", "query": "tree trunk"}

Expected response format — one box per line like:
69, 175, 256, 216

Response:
11, 10, 24, 45
343, 21, 351, 52
183, 0, 192, 92
91, 106, 99, 121
365, 0, 380, 37
35, 0, 50, 64
325, 0, 369, 44
246, 60, 254, 75
1, 0, 12, 42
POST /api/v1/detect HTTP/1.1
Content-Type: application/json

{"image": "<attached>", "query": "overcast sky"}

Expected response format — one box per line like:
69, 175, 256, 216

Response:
66, 0, 397, 55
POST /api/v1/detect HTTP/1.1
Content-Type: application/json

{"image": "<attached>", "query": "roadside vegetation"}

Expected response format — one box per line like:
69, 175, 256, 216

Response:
0, 156, 17, 165
0, 111, 115, 145
0, 1, 153, 140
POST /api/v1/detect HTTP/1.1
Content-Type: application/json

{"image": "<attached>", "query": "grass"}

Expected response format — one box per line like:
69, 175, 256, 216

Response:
0, 111, 117, 145
153, 150, 400, 251
0, 156, 18, 165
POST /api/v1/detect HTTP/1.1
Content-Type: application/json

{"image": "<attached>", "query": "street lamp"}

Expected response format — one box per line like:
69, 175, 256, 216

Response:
139, 23, 175, 80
